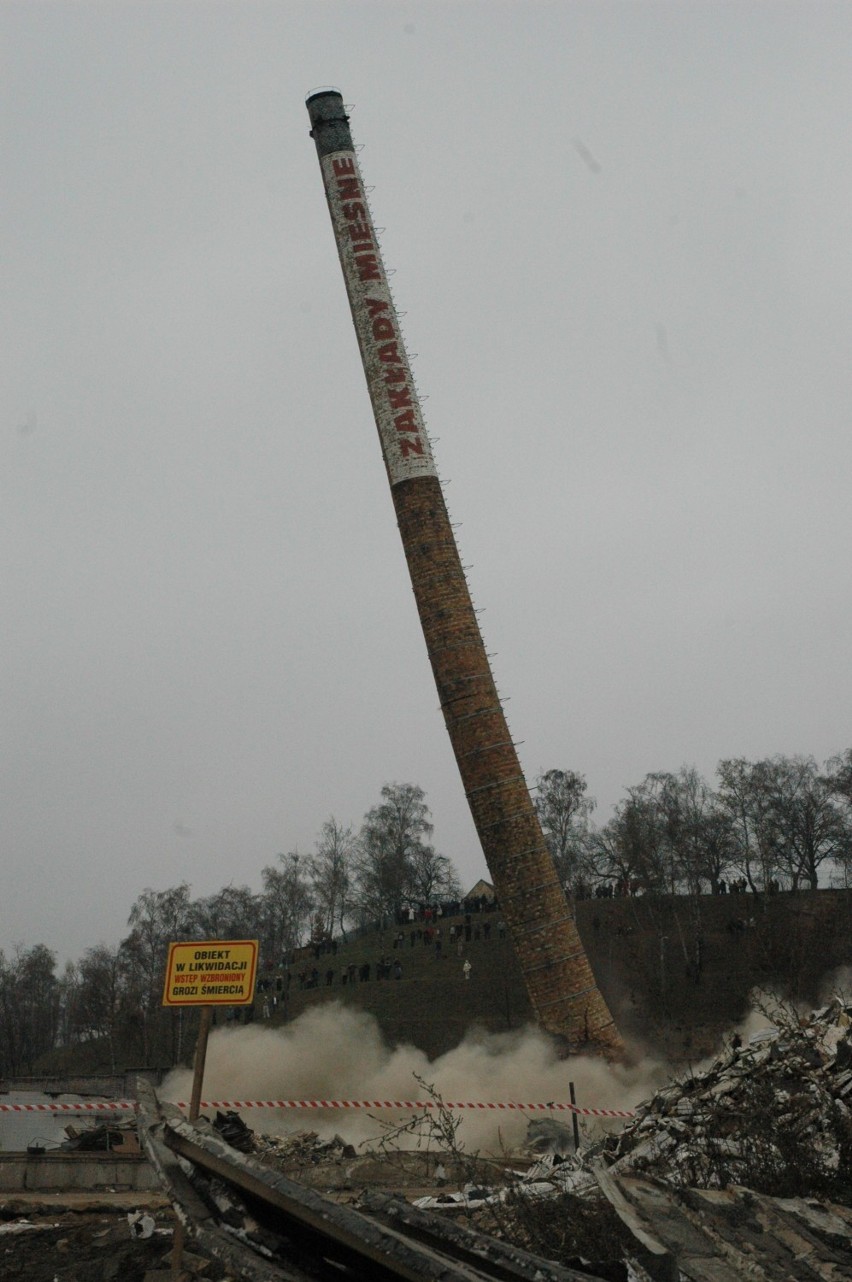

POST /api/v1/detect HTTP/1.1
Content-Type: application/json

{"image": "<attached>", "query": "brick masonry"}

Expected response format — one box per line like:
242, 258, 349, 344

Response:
307, 90, 622, 1055
393, 476, 621, 1053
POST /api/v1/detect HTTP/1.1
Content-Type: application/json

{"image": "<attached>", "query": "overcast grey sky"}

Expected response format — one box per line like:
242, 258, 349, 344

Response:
3, 1, 851, 964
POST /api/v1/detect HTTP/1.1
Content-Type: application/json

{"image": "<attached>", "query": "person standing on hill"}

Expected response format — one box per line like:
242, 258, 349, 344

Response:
463, 959, 472, 981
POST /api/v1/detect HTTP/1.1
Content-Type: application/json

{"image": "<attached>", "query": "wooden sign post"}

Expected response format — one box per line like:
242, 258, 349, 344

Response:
162, 938, 259, 1115
162, 939, 258, 1274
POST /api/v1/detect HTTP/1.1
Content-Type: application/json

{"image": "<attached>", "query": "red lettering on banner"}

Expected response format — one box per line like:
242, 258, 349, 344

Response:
356, 255, 380, 281
324, 156, 432, 471
394, 409, 418, 434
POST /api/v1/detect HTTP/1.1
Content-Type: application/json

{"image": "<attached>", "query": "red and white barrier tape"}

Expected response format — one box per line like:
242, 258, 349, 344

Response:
0, 1101, 136, 1114
0, 1097, 635, 1120
176, 1098, 636, 1119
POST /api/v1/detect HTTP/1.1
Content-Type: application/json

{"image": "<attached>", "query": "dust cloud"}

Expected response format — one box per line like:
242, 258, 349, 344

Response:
728, 975, 852, 1045
162, 1004, 669, 1153
819, 967, 852, 1004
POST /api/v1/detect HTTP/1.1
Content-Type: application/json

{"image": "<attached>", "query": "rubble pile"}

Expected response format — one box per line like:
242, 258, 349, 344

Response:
413, 1152, 598, 1212
412, 1000, 852, 1216
602, 997, 852, 1198
251, 1127, 356, 1165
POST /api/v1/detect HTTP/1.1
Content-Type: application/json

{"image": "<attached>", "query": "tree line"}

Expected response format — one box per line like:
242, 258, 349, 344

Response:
0, 782, 461, 1076
535, 750, 852, 899
3, 751, 851, 1077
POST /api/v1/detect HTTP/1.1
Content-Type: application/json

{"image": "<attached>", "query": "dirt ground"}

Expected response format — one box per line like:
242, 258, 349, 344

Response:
0, 1139, 552, 1280
0, 1150, 481, 1282
0, 1190, 243, 1282
1, 1204, 181, 1282
0, 1146, 517, 1281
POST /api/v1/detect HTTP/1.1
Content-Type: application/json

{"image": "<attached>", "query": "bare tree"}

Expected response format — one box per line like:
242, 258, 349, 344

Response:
122, 883, 194, 1065
190, 885, 261, 943
0, 944, 60, 1076
72, 944, 129, 1071
353, 783, 444, 921
408, 843, 462, 905
657, 766, 735, 894
534, 768, 596, 893
588, 780, 672, 893
260, 851, 314, 960
308, 818, 356, 940
824, 749, 852, 885
717, 756, 849, 891
825, 749, 852, 807
766, 755, 849, 890
716, 758, 783, 891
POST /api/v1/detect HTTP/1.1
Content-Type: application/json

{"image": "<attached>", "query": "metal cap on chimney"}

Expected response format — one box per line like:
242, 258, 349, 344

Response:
306, 89, 352, 156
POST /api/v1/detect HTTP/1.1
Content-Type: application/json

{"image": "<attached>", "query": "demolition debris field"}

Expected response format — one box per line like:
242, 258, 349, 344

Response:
5, 891, 852, 1279
11, 1002, 852, 1282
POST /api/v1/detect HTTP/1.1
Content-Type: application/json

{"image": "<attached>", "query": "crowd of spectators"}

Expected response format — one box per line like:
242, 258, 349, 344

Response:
253, 895, 507, 1002
220, 876, 794, 1024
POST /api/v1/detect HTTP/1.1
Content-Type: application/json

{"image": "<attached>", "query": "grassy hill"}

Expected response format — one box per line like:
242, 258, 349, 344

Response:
271, 912, 533, 1059
272, 890, 852, 1062
26, 890, 852, 1082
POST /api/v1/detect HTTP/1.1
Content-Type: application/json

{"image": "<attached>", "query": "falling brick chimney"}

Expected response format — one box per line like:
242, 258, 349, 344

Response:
306, 89, 622, 1056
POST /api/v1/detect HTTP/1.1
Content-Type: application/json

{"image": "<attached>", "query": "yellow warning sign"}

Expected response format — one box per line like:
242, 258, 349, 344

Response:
162, 939, 258, 1006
